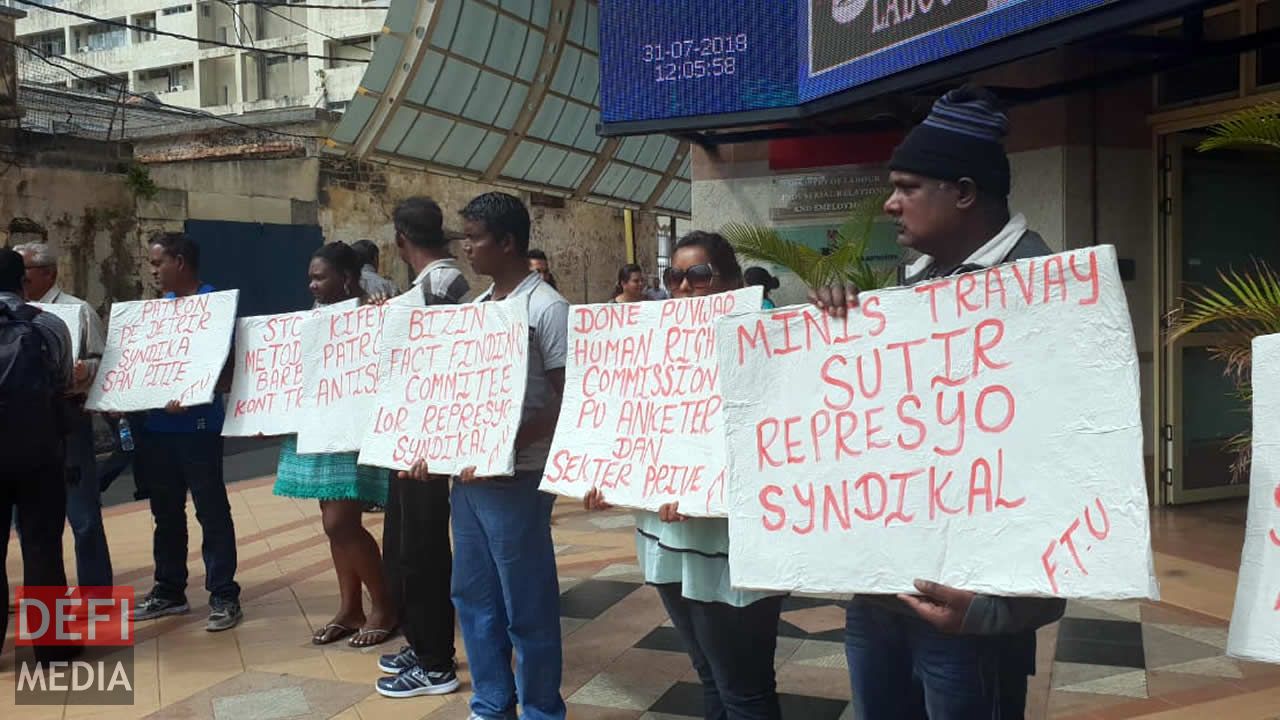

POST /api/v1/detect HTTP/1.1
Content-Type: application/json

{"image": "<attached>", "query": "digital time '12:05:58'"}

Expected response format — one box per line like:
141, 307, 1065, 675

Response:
641, 33, 748, 83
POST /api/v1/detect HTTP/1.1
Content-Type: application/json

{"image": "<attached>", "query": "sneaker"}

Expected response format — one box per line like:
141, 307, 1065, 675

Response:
378, 646, 418, 674
132, 591, 190, 621
206, 600, 243, 632
376, 666, 460, 698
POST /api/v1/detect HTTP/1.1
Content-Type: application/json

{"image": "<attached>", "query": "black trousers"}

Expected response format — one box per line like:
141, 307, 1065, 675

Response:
1, 460, 75, 662
382, 471, 455, 671
136, 432, 240, 604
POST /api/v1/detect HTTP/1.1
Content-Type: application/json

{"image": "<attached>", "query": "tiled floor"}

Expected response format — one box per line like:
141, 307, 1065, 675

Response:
4, 478, 1278, 719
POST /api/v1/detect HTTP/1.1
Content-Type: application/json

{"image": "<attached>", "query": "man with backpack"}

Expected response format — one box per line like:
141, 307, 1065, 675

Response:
0, 246, 77, 663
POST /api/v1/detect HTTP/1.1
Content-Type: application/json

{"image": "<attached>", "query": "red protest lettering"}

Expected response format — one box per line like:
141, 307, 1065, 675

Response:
934, 391, 966, 456
929, 467, 962, 521
823, 481, 852, 531
930, 327, 969, 389
994, 449, 1025, 509
896, 395, 925, 450
1084, 498, 1111, 540
792, 484, 816, 535
975, 385, 1016, 434
861, 295, 887, 336
1042, 540, 1061, 595
885, 470, 920, 526
1011, 260, 1037, 304
973, 319, 1010, 375
1070, 251, 1101, 305
984, 267, 1008, 310
956, 273, 981, 314
914, 279, 951, 323
821, 355, 855, 411
1043, 255, 1068, 304
761, 485, 785, 531
887, 338, 925, 393
968, 456, 994, 515
853, 472, 887, 522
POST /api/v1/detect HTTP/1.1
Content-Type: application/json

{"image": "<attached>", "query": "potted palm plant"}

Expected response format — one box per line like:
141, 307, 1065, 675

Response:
1167, 101, 1280, 478
721, 193, 898, 292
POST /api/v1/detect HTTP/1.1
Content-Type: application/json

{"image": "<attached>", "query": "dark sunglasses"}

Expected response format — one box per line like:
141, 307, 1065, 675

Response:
666, 263, 718, 287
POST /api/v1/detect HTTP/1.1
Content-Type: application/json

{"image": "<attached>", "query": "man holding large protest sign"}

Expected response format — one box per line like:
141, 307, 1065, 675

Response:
809, 86, 1067, 718
401, 192, 568, 720
375, 197, 470, 699
131, 232, 242, 632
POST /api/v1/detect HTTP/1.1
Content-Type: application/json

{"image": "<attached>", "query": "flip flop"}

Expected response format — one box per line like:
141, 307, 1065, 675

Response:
312, 623, 358, 645
349, 627, 396, 648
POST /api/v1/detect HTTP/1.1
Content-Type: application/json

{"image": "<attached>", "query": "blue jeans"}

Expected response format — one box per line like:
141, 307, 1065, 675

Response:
844, 599, 1030, 720
137, 432, 240, 604
65, 415, 112, 588
451, 472, 565, 720
656, 584, 783, 720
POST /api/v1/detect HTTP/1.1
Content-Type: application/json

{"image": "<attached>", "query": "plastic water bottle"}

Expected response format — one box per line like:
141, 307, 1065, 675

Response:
118, 418, 135, 453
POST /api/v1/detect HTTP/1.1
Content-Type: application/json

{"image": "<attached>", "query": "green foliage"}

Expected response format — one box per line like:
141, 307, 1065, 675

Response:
722, 193, 897, 291
1197, 102, 1280, 153
124, 163, 158, 200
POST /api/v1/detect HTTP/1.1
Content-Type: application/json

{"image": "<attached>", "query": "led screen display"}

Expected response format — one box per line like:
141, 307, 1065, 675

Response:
599, 0, 1123, 126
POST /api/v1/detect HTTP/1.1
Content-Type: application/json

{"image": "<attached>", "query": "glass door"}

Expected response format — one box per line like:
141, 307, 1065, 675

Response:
1163, 131, 1280, 503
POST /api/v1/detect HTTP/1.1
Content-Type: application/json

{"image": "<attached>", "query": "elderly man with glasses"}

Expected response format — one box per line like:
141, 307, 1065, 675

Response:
14, 242, 112, 592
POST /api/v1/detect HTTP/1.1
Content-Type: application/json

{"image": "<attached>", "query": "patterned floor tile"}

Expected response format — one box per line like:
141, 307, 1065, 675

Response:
789, 640, 848, 670
1054, 668, 1149, 698
568, 672, 677, 711
142, 671, 370, 720
1055, 618, 1146, 669
634, 626, 685, 653
1150, 623, 1230, 650
1157, 656, 1244, 678
1143, 625, 1223, 669
781, 605, 846, 635
560, 580, 641, 620
1051, 661, 1137, 689
589, 515, 638, 531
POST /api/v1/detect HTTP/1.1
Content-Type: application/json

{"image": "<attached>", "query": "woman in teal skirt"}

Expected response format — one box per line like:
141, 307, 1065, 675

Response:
275, 241, 395, 648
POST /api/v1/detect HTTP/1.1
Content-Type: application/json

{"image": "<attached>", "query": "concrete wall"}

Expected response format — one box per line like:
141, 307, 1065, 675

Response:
319, 158, 661, 304
0, 133, 147, 314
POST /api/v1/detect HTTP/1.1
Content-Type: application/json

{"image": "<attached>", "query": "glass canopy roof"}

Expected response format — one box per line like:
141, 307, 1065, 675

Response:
327, 0, 692, 217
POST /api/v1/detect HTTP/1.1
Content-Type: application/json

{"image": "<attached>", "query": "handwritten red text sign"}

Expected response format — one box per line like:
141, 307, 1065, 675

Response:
357, 300, 529, 476
539, 286, 763, 517
296, 302, 388, 454
1227, 333, 1280, 664
717, 246, 1156, 598
222, 300, 358, 437
86, 290, 238, 412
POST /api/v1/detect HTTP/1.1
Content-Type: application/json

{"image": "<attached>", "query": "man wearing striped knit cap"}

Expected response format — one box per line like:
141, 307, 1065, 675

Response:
811, 85, 1064, 718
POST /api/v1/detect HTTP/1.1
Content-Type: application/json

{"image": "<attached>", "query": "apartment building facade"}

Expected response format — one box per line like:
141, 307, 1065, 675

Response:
13, 0, 382, 114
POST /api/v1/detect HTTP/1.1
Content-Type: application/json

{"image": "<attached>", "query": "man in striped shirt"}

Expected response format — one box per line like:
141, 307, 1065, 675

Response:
375, 197, 470, 699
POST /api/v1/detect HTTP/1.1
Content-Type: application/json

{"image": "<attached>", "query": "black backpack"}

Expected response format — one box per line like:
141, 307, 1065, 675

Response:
0, 304, 66, 470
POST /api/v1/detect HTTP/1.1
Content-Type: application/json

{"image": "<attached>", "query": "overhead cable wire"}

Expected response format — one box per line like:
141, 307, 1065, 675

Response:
7, 38, 331, 140
9, 0, 369, 63
254, 2, 374, 52
235, 2, 389, 8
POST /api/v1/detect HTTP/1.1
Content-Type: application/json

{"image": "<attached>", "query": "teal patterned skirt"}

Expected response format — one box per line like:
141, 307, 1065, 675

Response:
273, 435, 389, 504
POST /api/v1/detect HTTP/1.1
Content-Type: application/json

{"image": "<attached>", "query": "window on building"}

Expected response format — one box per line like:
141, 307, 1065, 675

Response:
326, 35, 376, 68
133, 13, 157, 44
1259, 0, 1280, 87
1155, 7, 1242, 108
26, 30, 66, 57
162, 5, 193, 15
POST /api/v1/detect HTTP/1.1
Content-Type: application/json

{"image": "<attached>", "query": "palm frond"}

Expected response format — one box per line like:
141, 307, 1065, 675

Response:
722, 222, 825, 287
1197, 102, 1280, 153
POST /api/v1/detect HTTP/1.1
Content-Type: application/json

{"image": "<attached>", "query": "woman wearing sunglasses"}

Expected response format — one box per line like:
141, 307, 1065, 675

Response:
585, 231, 785, 720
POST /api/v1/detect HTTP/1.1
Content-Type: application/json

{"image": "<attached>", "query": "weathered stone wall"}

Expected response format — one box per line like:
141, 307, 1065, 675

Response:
319, 158, 661, 304
0, 133, 144, 315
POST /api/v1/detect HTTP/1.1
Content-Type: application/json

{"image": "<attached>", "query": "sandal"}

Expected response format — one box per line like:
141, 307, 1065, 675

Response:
312, 623, 358, 645
349, 627, 396, 648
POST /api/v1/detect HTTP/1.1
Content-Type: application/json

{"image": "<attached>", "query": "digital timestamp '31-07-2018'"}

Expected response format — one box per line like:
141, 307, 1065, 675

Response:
641, 33, 748, 83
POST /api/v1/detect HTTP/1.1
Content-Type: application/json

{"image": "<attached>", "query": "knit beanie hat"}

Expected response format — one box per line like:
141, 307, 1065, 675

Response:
889, 85, 1012, 198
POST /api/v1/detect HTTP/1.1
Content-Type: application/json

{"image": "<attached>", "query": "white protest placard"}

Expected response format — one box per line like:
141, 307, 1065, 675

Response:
86, 290, 238, 413
1226, 333, 1280, 663
539, 286, 762, 517
31, 302, 82, 360
717, 246, 1157, 598
357, 299, 529, 477
295, 302, 387, 454
222, 299, 358, 437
